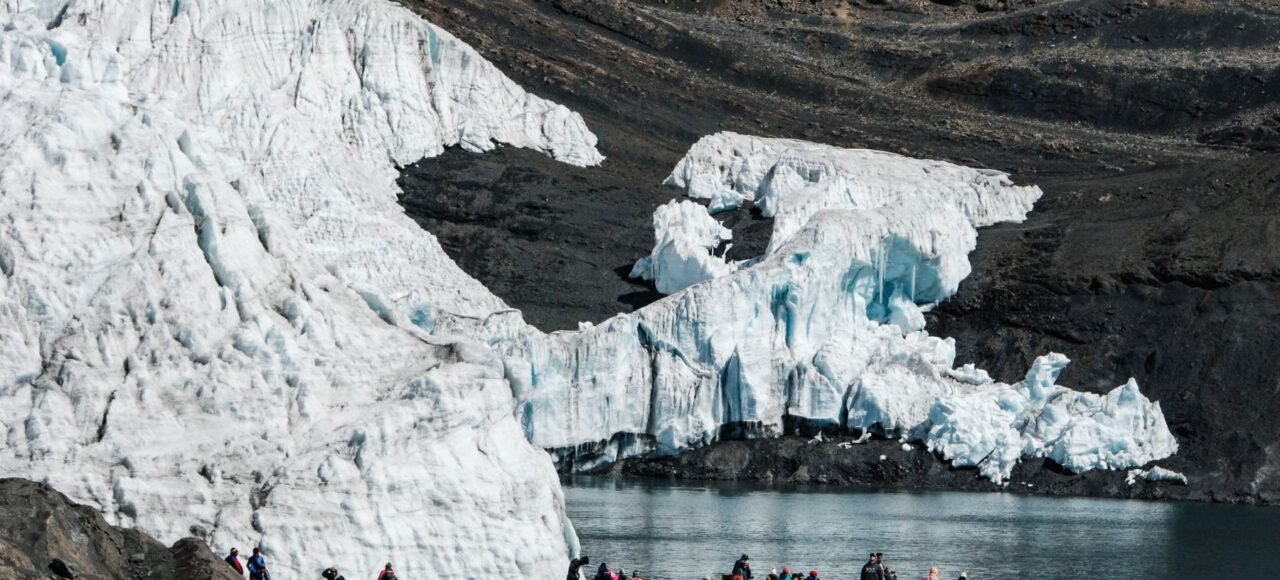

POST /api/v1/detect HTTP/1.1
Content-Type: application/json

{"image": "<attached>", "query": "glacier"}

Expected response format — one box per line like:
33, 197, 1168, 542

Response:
0, 0, 600, 577
0, 0, 1180, 576
495, 133, 1176, 483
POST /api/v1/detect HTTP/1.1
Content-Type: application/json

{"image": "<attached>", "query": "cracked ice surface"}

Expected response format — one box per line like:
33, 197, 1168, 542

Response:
497, 133, 1176, 483
0, 1, 600, 577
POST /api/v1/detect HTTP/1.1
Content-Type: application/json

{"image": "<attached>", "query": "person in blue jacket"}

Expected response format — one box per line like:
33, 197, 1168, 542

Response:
246, 547, 268, 580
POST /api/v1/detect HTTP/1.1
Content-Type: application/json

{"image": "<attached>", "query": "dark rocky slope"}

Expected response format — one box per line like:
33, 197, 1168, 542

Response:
614, 436, 1194, 502
398, 0, 1280, 503
0, 478, 239, 580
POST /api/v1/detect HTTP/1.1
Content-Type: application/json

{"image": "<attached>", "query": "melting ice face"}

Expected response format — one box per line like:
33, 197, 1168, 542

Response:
0, 0, 1177, 576
500, 132, 1177, 483
0, 1, 600, 577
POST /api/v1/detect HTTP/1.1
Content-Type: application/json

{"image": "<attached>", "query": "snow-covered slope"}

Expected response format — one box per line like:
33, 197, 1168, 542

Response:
0, 1, 599, 577
499, 133, 1176, 482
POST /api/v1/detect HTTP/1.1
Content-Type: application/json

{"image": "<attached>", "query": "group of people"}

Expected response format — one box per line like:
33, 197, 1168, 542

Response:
323, 563, 397, 580
732, 553, 818, 580
727, 553, 968, 580
566, 555, 645, 580
223, 547, 270, 580
225, 547, 400, 580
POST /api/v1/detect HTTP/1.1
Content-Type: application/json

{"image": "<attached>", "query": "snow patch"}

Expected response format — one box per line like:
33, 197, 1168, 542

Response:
1127, 466, 1188, 486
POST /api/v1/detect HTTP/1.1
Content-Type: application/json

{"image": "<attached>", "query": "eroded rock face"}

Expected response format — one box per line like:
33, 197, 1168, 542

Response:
0, 479, 240, 580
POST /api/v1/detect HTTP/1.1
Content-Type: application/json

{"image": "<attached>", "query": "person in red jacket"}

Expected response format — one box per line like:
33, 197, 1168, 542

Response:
224, 548, 244, 576
377, 562, 399, 580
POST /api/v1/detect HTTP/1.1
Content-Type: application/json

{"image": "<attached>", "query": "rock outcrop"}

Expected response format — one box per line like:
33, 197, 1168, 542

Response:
0, 479, 240, 580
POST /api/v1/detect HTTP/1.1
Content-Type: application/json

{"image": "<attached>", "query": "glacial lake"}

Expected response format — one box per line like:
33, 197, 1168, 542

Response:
563, 476, 1277, 580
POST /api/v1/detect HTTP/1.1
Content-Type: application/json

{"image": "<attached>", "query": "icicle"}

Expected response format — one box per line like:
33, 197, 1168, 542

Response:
876, 245, 886, 306
910, 263, 917, 302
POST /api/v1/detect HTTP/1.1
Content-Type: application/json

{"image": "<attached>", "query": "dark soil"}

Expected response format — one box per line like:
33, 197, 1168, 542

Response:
611, 436, 1196, 502
397, 0, 1280, 503
0, 478, 240, 580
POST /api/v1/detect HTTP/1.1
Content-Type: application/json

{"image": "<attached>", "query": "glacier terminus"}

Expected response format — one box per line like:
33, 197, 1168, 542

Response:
0, 0, 1180, 577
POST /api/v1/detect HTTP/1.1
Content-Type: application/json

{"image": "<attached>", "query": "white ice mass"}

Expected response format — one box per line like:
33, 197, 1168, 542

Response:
0, 0, 1179, 577
0, 0, 598, 577
508, 133, 1176, 483
1127, 466, 1188, 486
629, 199, 735, 294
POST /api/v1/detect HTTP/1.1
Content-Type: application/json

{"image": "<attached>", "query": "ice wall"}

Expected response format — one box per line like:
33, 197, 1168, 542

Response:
495, 133, 1176, 482
0, 1, 600, 577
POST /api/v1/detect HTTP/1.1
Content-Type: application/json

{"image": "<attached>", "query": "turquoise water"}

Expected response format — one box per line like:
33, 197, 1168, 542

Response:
563, 477, 1278, 580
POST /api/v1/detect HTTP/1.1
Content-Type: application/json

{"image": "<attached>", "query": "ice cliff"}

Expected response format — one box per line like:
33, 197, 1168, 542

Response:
0, 0, 1178, 575
0, 0, 600, 577
499, 133, 1176, 483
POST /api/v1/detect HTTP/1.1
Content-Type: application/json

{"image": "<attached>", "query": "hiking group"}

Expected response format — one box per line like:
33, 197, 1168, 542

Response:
224, 547, 401, 580
566, 555, 645, 580
570, 551, 971, 580
724, 553, 968, 580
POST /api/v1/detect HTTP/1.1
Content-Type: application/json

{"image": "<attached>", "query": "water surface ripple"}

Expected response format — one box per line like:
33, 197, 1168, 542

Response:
564, 477, 1276, 580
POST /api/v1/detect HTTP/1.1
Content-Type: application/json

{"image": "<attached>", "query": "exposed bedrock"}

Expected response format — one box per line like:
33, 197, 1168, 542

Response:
0, 479, 239, 580
607, 436, 1197, 502
398, 0, 1280, 502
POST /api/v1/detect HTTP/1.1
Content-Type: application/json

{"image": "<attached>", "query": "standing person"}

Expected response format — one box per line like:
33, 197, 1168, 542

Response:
245, 548, 267, 580
860, 553, 884, 580
224, 548, 243, 576
593, 562, 613, 580
805, 570, 819, 580
923, 567, 941, 580
733, 554, 752, 580
567, 555, 590, 580
377, 563, 399, 580
877, 553, 897, 580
